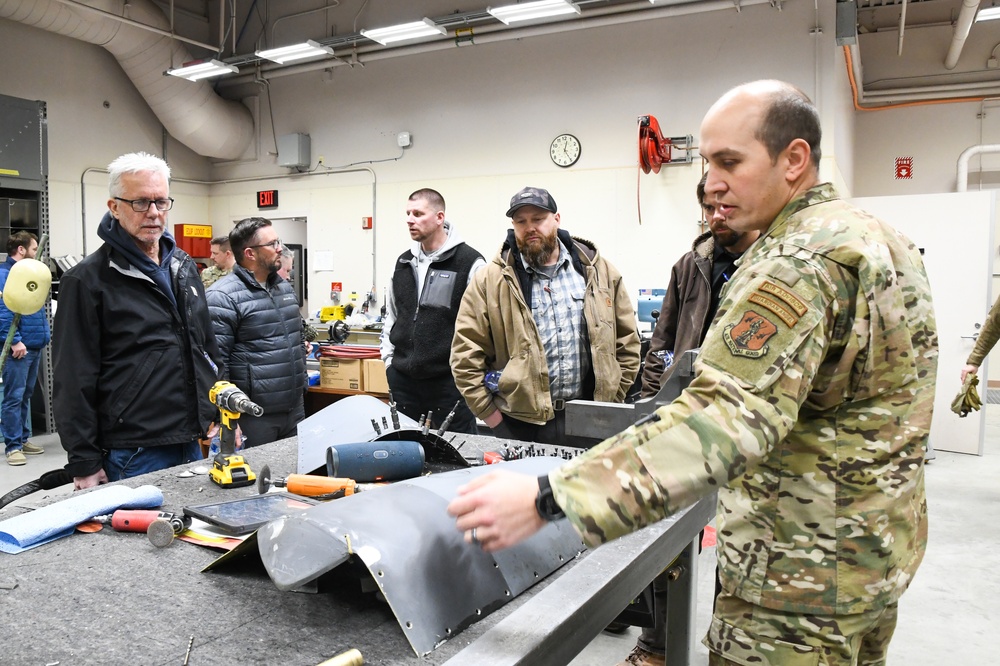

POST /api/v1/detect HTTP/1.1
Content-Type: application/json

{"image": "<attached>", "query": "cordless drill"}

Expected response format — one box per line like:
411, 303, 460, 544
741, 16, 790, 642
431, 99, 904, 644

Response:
208, 381, 263, 488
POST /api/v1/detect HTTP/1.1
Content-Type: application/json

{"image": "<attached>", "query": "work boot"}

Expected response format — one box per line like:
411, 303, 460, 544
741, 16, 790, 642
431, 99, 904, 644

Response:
604, 620, 631, 635
617, 645, 665, 666
21, 441, 44, 455
6, 450, 26, 466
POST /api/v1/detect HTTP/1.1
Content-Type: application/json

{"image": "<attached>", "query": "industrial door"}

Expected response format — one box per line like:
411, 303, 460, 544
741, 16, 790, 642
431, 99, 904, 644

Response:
852, 191, 995, 455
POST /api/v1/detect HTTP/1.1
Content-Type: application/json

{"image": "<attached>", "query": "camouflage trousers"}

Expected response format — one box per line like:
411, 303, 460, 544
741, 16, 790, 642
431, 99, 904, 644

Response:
703, 592, 898, 666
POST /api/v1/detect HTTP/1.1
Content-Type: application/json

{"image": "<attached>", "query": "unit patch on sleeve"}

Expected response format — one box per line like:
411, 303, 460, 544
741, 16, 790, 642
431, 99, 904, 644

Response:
748, 292, 799, 327
723, 310, 778, 358
758, 281, 808, 315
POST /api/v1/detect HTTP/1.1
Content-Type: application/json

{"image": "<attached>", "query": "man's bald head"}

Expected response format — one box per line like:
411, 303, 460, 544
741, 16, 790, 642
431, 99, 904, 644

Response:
708, 80, 822, 170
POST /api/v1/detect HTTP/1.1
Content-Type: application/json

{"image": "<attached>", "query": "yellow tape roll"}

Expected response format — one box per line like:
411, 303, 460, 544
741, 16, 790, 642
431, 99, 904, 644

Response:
3, 258, 51, 314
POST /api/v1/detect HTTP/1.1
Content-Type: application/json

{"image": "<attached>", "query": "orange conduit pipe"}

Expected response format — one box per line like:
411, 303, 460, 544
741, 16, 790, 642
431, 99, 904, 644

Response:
843, 45, 986, 111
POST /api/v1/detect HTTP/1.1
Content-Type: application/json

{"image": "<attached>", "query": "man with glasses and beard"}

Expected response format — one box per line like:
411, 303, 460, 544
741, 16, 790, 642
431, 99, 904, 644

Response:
207, 218, 305, 447
451, 186, 640, 446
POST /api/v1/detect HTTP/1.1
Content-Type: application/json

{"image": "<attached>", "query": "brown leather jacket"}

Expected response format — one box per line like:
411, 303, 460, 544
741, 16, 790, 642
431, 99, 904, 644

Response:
641, 231, 715, 397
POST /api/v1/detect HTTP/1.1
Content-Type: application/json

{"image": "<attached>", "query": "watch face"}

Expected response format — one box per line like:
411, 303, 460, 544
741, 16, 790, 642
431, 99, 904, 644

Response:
550, 134, 581, 168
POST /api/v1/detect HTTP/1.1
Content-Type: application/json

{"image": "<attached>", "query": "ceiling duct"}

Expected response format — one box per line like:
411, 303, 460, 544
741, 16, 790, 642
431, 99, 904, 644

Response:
0, 0, 254, 160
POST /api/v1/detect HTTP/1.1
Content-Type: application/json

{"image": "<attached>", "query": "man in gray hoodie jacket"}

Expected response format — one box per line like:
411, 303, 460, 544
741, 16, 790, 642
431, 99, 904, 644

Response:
380, 188, 485, 434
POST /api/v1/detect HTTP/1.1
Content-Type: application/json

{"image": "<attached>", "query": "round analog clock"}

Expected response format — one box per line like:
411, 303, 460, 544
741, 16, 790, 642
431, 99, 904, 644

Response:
550, 133, 581, 168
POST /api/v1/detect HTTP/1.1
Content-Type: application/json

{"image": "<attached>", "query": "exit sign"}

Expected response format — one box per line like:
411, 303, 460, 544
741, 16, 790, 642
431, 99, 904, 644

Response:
257, 189, 279, 209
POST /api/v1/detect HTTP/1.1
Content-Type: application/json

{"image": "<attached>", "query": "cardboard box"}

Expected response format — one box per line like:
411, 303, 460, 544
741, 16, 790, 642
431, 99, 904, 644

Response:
319, 358, 363, 391
363, 359, 389, 394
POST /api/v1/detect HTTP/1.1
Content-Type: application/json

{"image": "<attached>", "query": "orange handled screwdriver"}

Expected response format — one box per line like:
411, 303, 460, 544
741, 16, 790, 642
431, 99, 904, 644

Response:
257, 464, 378, 498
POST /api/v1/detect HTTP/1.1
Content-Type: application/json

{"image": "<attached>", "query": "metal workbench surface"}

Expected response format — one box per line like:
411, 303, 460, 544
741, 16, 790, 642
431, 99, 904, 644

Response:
0, 434, 713, 666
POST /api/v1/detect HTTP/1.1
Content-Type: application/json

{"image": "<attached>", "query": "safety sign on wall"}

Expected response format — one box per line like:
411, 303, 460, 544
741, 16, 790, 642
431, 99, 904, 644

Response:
894, 157, 913, 180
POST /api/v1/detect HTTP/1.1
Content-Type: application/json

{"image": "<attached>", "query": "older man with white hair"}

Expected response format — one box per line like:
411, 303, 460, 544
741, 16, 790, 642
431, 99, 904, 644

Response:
53, 152, 222, 488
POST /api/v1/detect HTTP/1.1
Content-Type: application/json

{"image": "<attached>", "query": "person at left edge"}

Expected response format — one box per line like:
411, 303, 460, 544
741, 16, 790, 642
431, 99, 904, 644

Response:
0, 232, 51, 466
207, 218, 306, 447
53, 152, 223, 489
380, 188, 485, 434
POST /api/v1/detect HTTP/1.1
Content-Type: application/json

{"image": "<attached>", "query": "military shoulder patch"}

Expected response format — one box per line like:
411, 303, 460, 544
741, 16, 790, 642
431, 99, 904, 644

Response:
758, 281, 808, 316
723, 310, 778, 359
748, 292, 798, 327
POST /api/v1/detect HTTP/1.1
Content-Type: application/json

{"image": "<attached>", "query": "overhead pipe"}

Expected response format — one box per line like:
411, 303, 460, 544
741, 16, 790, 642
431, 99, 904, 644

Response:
0, 0, 254, 160
944, 0, 981, 70
224, 0, 776, 84
49, 0, 221, 52
956, 144, 1000, 192
897, 0, 906, 56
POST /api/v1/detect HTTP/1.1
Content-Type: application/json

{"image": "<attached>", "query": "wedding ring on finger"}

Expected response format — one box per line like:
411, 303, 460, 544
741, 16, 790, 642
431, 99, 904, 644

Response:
470, 527, 480, 546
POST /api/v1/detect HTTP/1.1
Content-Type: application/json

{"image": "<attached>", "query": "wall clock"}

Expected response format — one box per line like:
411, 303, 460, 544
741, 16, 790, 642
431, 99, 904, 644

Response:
550, 133, 581, 168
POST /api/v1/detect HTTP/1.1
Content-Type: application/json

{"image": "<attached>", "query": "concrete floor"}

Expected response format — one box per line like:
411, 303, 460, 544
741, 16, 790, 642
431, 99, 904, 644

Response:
2, 412, 998, 665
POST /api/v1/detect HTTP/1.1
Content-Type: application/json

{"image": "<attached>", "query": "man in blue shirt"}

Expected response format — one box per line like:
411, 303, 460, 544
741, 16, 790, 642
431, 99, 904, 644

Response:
0, 232, 51, 466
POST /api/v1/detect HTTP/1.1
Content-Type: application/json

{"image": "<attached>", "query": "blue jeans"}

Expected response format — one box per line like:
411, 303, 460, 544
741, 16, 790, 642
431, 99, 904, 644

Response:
104, 441, 203, 481
2, 348, 42, 454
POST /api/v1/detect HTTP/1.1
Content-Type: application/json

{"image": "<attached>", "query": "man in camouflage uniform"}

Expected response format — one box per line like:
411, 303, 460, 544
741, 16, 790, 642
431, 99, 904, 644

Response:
201, 236, 235, 288
448, 80, 938, 665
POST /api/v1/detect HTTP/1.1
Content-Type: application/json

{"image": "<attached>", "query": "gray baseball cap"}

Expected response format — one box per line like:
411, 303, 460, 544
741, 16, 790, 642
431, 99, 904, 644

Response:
506, 186, 558, 217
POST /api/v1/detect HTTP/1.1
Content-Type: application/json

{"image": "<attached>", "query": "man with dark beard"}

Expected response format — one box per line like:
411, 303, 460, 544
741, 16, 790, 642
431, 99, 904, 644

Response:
451, 186, 640, 445
641, 173, 762, 398
207, 218, 305, 447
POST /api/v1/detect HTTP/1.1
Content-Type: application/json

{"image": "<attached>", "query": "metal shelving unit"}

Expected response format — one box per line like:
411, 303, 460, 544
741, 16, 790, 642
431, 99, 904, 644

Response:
0, 93, 53, 435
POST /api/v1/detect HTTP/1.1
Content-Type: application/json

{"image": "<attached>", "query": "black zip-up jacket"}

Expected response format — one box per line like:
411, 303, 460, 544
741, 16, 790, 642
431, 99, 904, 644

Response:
53, 244, 223, 478
389, 242, 483, 380
206, 265, 305, 412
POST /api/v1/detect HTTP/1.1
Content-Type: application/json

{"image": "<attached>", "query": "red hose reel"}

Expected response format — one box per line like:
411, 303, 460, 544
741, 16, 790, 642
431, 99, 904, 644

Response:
638, 115, 672, 174
637, 115, 694, 174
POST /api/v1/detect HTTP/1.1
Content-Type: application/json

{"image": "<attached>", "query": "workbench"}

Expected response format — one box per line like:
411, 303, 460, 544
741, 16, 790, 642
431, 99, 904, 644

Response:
0, 434, 714, 666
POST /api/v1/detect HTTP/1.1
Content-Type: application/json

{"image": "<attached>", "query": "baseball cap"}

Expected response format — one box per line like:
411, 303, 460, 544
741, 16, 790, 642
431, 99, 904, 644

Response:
506, 186, 558, 217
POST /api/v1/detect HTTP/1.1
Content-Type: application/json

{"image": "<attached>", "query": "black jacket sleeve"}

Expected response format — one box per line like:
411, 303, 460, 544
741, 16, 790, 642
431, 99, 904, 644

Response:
52, 272, 104, 478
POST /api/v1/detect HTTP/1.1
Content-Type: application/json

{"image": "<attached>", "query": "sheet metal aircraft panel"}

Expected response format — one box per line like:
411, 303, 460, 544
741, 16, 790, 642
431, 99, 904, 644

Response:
256, 457, 584, 656
296, 394, 469, 474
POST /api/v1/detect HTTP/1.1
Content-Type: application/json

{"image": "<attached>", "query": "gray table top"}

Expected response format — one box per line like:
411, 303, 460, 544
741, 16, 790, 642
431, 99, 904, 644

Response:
0, 433, 713, 666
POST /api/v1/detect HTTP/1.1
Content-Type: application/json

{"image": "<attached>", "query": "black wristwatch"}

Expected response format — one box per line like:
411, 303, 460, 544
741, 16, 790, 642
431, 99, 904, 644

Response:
535, 474, 565, 521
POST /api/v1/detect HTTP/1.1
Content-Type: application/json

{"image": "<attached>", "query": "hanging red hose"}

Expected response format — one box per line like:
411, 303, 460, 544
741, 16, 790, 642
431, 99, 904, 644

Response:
318, 345, 380, 359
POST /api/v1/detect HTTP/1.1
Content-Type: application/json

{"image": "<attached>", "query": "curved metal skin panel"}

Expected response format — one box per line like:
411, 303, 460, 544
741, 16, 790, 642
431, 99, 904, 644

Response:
296, 394, 470, 474
256, 457, 585, 656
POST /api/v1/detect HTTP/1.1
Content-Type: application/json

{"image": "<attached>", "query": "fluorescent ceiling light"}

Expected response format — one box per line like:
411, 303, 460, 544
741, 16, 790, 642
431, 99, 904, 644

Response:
256, 40, 334, 64
487, 0, 580, 25
977, 6, 1000, 21
361, 18, 446, 45
166, 59, 238, 81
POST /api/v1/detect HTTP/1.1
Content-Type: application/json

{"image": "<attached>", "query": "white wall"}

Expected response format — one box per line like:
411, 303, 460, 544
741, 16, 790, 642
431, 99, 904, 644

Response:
205, 1, 842, 312
0, 19, 214, 258
3, 0, 847, 313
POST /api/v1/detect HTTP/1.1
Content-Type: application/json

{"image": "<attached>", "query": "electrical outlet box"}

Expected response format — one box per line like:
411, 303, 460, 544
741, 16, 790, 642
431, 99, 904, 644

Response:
397, 131, 411, 148
278, 133, 311, 169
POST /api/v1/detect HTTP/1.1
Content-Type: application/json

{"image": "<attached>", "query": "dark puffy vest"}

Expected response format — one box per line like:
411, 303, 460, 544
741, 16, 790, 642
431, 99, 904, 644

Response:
390, 243, 483, 379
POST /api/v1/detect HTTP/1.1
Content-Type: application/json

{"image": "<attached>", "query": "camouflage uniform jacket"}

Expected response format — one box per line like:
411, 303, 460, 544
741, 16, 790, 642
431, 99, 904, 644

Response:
550, 184, 938, 615
967, 293, 1000, 367
201, 265, 231, 289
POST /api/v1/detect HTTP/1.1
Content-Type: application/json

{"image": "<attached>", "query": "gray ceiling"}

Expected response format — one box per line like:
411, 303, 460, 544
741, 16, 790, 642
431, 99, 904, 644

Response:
156, 0, 1000, 104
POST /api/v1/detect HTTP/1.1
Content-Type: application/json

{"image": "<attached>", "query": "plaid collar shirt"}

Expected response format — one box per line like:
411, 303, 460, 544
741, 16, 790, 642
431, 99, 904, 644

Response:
521, 241, 590, 402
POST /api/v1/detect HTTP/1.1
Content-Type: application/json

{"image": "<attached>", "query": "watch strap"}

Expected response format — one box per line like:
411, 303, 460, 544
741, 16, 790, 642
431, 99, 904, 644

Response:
535, 474, 565, 521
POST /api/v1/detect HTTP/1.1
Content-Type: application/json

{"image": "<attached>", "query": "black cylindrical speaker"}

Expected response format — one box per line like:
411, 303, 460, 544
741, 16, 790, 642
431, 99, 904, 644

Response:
326, 440, 425, 482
